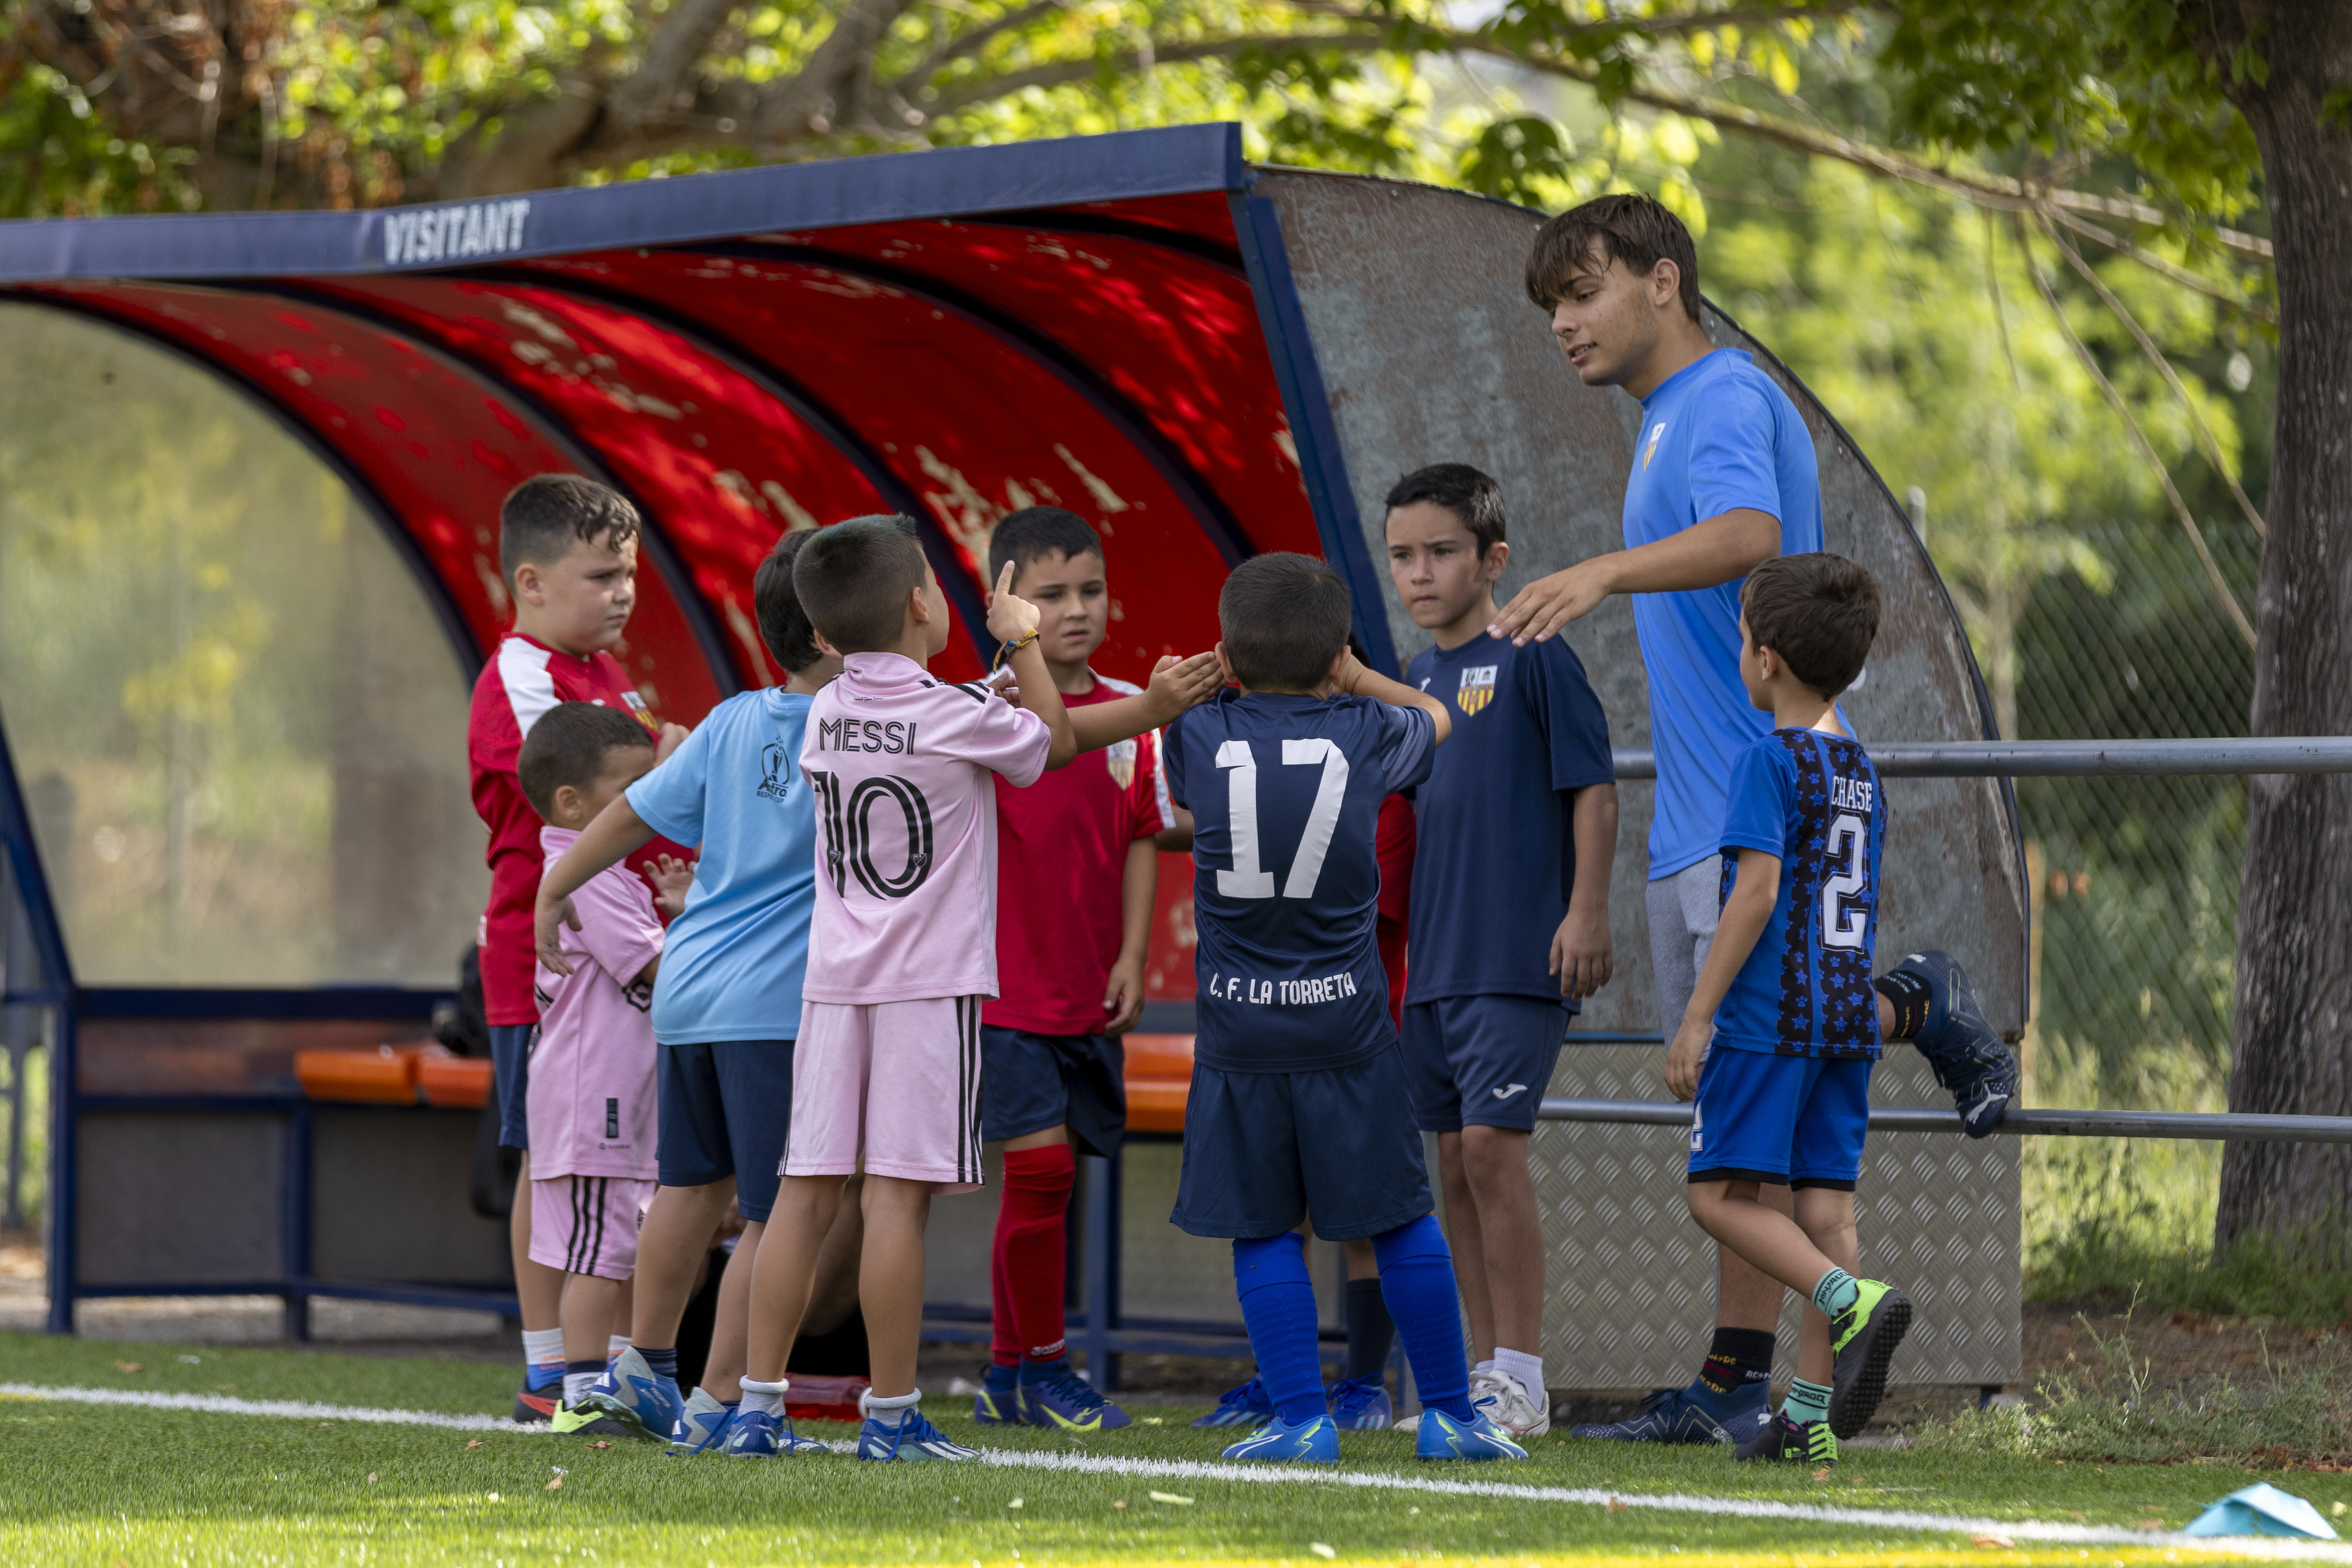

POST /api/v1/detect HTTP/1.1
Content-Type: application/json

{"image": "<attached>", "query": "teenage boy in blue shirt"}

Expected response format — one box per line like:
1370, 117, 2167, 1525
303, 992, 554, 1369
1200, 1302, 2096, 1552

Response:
1494, 194, 2015, 1445
1386, 462, 1617, 1440
1164, 551, 1522, 1466
533, 529, 843, 1455
1668, 552, 1910, 1465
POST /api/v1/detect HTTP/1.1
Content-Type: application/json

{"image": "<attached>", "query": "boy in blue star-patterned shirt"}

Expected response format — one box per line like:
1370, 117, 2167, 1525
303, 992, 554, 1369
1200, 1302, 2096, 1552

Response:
1662, 552, 1909, 1469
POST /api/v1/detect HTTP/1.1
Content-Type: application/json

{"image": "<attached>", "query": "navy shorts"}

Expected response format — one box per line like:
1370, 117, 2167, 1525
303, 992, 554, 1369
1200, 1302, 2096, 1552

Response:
657, 1040, 795, 1223
1171, 1046, 1433, 1242
1686, 1047, 1873, 1191
979, 1027, 1126, 1157
490, 1024, 535, 1152
1401, 995, 1569, 1133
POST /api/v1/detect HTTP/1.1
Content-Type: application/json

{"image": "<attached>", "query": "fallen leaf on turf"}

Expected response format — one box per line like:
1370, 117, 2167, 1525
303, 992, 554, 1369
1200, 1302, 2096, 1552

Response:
1812, 1468, 1831, 1483
1142, 1416, 1164, 1425
1112, 1501, 1128, 1511
366, 1474, 377, 1485
1310, 1545, 1336, 1560
545, 1477, 563, 1491
1148, 1491, 1194, 1505
1606, 1497, 1626, 1514
465, 1439, 483, 1450
587, 1440, 612, 1450
113, 1361, 142, 1374
1972, 1535, 2014, 1549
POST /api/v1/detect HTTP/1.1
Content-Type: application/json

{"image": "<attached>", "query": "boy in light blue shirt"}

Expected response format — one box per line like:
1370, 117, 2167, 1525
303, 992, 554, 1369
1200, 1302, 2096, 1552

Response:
534, 528, 839, 1453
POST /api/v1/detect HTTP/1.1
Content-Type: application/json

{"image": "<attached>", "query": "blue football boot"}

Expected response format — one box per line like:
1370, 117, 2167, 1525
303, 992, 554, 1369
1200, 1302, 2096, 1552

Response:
717, 1407, 832, 1457
577, 1348, 684, 1444
1416, 1405, 1528, 1461
1220, 1412, 1340, 1464
669, 1387, 737, 1454
972, 1370, 1023, 1426
857, 1406, 978, 1462
1020, 1362, 1133, 1432
1194, 1374, 1276, 1428
1325, 1374, 1393, 1430
1889, 950, 2017, 1137
1568, 1380, 1768, 1444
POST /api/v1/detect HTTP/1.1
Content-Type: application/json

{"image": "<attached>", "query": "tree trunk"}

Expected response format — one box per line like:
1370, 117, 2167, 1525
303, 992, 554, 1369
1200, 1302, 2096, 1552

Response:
2213, 0, 2352, 1262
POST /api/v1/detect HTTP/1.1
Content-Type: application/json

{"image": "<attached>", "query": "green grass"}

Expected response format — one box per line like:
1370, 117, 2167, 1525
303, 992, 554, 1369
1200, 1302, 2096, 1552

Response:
5, 1333, 2351, 1565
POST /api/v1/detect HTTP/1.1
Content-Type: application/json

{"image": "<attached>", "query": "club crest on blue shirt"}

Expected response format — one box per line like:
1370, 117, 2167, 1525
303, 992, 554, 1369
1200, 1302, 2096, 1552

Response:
757, 741, 793, 802
1455, 665, 1498, 718
1642, 421, 1666, 470
1105, 737, 1137, 789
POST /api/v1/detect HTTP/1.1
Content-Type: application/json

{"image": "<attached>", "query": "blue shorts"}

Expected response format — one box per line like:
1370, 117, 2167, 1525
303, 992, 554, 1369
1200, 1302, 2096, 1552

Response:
1401, 995, 1568, 1133
1686, 1047, 1873, 1191
657, 1040, 795, 1223
1170, 1046, 1433, 1242
491, 1024, 535, 1152
978, 1027, 1126, 1158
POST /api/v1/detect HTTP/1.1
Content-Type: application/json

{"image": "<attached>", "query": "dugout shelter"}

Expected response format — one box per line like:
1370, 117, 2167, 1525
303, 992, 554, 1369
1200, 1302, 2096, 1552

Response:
0, 122, 2025, 1390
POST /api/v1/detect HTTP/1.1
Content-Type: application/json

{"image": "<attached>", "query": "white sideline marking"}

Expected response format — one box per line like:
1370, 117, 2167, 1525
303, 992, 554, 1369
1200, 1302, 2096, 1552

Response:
4, 1383, 2345, 1560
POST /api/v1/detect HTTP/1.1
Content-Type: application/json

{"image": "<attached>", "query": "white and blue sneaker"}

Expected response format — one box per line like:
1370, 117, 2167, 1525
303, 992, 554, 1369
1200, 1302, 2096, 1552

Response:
1416, 1405, 1528, 1462
1325, 1374, 1393, 1430
1220, 1412, 1340, 1464
718, 1407, 832, 1457
669, 1387, 737, 1454
578, 1348, 684, 1445
857, 1406, 978, 1462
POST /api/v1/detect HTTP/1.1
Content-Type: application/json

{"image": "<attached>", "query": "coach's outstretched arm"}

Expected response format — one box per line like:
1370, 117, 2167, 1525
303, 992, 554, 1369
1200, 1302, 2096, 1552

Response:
1334, 648, 1454, 746
1485, 508, 1780, 647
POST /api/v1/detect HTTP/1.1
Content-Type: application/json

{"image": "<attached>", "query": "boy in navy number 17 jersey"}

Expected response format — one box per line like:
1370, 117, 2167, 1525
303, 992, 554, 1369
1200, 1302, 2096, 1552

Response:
1667, 554, 1911, 1468
1165, 553, 1524, 1466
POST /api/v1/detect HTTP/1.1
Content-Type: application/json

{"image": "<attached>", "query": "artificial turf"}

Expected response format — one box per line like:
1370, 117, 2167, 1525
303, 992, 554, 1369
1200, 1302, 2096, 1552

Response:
4, 1331, 2347, 1566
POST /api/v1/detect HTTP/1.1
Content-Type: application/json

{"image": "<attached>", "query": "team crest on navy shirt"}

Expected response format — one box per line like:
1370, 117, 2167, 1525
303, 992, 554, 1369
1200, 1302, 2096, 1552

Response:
1105, 737, 1137, 789
1455, 665, 1498, 718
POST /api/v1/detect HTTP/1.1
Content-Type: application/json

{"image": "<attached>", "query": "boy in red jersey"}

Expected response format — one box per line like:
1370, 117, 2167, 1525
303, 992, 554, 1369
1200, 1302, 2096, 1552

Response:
467, 474, 684, 1420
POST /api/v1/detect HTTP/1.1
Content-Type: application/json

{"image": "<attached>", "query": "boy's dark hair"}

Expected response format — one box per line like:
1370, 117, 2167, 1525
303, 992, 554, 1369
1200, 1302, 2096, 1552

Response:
1740, 553, 1881, 698
792, 514, 929, 655
1220, 553, 1352, 692
988, 506, 1104, 586
753, 531, 827, 674
1524, 193, 1703, 322
517, 701, 655, 821
1385, 464, 1507, 558
500, 475, 641, 588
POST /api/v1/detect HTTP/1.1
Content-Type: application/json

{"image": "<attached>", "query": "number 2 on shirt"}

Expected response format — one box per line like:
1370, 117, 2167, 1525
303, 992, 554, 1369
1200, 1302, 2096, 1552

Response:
1214, 739, 1348, 900
1821, 812, 1869, 949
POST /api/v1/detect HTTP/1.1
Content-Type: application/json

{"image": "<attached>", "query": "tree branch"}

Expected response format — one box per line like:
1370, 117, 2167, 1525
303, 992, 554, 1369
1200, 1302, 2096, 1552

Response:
2040, 204, 2275, 325
607, 0, 746, 129
890, 0, 1069, 96
927, 26, 1389, 113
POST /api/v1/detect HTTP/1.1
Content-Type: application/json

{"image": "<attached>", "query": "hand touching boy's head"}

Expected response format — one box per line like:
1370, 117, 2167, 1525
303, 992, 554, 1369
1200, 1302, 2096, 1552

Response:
988, 506, 1108, 673
501, 475, 642, 657
792, 514, 949, 662
518, 701, 658, 829
1736, 552, 1881, 707
1383, 464, 1508, 643
1216, 552, 1353, 696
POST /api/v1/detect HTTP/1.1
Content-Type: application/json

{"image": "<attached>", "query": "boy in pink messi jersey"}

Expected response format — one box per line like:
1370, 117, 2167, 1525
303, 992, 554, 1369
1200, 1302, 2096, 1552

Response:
735, 514, 1076, 1465
516, 702, 668, 1440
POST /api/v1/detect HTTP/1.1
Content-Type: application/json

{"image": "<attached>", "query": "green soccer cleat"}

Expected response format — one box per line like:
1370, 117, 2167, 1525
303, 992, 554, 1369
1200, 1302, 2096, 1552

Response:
1736, 1410, 1836, 1465
1828, 1279, 1912, 1439
550, 1401, 637, 1439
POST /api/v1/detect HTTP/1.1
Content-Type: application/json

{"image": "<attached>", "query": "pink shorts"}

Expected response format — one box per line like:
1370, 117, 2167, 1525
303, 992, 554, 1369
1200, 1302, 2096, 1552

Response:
526, 1174, 652, 1281
786, 996, 984, 1193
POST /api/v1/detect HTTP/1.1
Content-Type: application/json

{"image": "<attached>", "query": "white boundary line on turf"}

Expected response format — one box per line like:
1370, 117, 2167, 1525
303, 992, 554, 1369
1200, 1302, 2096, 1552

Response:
5, 1383, 2344, 1561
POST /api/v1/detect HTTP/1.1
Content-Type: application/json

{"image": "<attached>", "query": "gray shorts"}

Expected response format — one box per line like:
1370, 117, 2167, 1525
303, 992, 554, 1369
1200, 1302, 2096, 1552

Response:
1646, 855, 1723, 1037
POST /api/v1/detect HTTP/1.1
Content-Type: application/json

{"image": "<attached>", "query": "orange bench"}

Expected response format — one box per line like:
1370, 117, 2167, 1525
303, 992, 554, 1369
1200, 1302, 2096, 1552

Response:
295, 1043, 456, 1105
417, 1054, 494, 1109
1122, 1032, 1194, 1135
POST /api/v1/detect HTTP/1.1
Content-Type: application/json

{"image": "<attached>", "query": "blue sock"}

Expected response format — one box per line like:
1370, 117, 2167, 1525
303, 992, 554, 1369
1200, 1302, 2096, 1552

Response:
639, 1346, 679, 1383
1233, 1233, 1325, 1426
984, 1363, 1019, 1393
525, 1364, 564, 1393
1811, 1268, 1860, 1318
1371, 1214, 1473, 1423
1018, 1355, 1069, 1386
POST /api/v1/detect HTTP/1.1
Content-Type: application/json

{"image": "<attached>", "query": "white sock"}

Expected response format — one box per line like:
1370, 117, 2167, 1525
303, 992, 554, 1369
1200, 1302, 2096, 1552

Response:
739, 1377, 788, 1418
863, 1389, 922, 1430
522, 1328, 564, 1379
562, 1370, 598, 1407
1493, 1348, 1545, 1400
606, 1334, 632, 1364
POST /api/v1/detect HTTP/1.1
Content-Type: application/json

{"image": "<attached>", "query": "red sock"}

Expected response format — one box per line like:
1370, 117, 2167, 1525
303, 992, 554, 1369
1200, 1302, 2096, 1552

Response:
995, 1144, 1076, 1365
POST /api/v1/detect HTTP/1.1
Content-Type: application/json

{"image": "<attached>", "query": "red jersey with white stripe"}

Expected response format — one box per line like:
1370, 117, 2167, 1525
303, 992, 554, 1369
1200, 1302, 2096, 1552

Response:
986, 676, 1175, 1036
469, 632, 667, 1027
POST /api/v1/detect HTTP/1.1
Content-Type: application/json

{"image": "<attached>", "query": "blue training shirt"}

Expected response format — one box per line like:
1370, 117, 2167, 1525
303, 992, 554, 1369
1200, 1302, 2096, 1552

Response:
1623, 348, 1823, 879
1403, 635, 1615, 1007
1165, 690, 1438, 1073
624, 688, 818, 1045
1711, 728, 1886, 1058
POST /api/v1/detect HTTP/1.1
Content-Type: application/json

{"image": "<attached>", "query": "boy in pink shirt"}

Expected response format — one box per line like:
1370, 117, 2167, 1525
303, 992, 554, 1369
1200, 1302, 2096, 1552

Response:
735, 514, 1075, 1462
517, 702, 668, 1438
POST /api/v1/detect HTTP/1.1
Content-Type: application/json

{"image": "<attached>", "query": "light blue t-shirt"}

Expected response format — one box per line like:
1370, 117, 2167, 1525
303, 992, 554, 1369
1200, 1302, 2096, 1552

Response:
624, 688, 817, 1045
1622, 348, 1823, 879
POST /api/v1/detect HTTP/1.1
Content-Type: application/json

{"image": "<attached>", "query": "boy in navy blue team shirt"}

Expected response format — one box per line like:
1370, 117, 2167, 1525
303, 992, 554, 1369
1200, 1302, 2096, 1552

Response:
1164, 552, 1523, 1466
1667, 553, 1911, 1466
1386, 463, 1616, 1439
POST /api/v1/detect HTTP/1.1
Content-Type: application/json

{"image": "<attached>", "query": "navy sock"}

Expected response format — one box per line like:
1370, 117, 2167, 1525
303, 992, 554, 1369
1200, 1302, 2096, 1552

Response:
1697, 1326, 1775, 1399
1371, 1215, 1473, 1423
1344, 1277, 1396, 1382
639, 1346, 679, 1383
984, 1363, 1018, 1393
1018, 1356, 1069, 1386
1233, 1233, 1325, 1426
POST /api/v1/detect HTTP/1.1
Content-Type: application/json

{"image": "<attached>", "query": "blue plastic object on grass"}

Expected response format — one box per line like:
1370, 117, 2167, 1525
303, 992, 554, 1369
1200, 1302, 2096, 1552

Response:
2181, 1483, 2339, 1540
